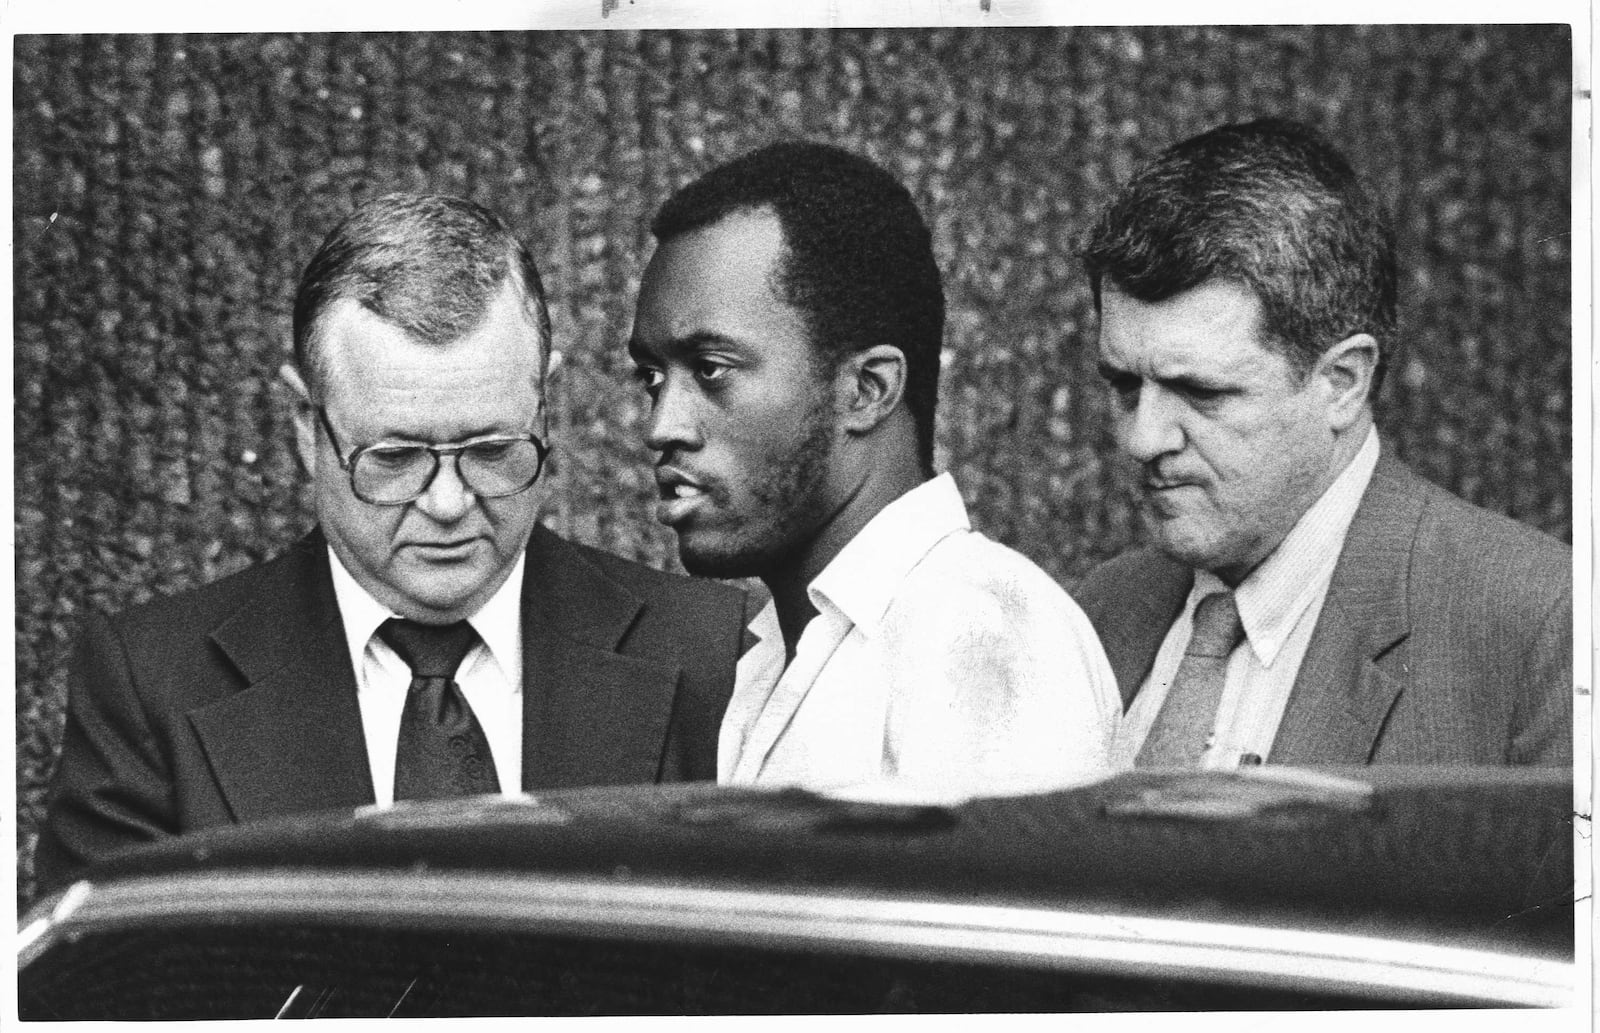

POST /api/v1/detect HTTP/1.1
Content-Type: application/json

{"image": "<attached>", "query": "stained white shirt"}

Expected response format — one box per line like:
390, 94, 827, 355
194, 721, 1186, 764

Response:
328, 548, 525, 804
1115, 428, 1381, 768
720, 474, 1120, 790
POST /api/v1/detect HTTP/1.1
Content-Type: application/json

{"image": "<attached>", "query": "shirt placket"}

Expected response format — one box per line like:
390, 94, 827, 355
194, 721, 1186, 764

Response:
730, 613, 855, 783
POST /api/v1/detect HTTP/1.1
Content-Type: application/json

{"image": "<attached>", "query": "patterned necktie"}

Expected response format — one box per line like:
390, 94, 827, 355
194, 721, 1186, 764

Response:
378, 618, 502, 800
1136, 591, 1246, 768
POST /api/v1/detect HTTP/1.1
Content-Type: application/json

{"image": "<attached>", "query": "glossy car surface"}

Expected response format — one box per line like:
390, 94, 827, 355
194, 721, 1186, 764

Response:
18, 766, 1576, 1017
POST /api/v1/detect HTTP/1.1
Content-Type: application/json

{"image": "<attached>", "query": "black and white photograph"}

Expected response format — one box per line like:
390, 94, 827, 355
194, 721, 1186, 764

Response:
9, 0, 1588, 1023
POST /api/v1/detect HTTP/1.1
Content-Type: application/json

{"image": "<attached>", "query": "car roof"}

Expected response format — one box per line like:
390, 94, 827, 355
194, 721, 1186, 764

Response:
48, 766, 1574, 948
21, 766, 1575, 1012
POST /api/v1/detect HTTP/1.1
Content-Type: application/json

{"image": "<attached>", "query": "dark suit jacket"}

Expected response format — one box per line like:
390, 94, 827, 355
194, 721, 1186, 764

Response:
1075, 452, 1572, 766
36, 525, 745, 890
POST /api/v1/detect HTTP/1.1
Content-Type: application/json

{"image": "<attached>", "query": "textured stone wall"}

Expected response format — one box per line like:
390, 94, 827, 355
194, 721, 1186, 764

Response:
13, 26, 1573, 905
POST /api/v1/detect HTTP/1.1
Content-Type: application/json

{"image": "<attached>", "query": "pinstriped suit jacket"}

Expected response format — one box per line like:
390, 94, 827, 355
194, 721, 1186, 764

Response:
1075, 452, 1572, 765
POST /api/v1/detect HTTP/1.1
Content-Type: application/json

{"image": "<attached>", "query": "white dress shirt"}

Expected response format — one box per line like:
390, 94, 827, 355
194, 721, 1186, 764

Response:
1115, 428, 1381, 768
328, 549, 525, 805
720, 474, 1120, 789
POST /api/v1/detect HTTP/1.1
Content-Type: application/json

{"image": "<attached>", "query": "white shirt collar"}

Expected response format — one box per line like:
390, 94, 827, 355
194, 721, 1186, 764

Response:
327, 544, 526, 685
1195, 426, 1380, 665
468, 554, 526, 684
746, 593, 782, 659
808, 474, 970, 636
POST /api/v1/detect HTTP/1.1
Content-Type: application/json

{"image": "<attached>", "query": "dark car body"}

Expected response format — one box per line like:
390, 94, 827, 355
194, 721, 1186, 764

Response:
18, 766, 1576, 1017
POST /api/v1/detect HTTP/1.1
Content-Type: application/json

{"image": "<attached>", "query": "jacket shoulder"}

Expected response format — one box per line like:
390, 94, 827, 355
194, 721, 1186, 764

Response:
1073, 547, 1184, 622
1390, 466, 1571, 617
97, 536, 319, 640
561, 538, 747, 626
1342, 457, 1573, 764
1412, 474, 1569, 575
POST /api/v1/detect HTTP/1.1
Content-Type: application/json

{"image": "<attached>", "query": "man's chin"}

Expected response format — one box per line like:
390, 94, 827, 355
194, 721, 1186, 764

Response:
389, 591, 485, 623
678, 547, 760, 581
386, 562, 511, 622
675, 529, 774, 581
1146, 517, 1221, 569
1148, 521, 1263, 585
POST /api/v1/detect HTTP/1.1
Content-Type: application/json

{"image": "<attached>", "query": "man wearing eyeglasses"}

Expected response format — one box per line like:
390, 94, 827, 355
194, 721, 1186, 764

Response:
35, 194, 745, 890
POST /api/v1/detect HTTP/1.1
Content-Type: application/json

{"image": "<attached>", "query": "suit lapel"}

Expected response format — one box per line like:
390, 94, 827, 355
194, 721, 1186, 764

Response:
1098, 552, 1192, 710
518, 527, 682, 789
1274, 453, 1418, 763
1272, 597, 1407, 763
187, 532, 375, 820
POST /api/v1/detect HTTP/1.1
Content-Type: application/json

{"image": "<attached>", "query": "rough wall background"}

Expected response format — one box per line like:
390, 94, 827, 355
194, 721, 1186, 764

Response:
13, 27, 1574, 905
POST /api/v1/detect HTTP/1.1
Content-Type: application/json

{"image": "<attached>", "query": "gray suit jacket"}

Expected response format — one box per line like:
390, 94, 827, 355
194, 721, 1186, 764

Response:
1075, 452, 1572, 765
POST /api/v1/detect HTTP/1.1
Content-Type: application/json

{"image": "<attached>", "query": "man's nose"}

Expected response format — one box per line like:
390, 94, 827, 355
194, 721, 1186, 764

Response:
643, 379, 703, 454
412, 454, 475, 523
1118, 387, 1184, 464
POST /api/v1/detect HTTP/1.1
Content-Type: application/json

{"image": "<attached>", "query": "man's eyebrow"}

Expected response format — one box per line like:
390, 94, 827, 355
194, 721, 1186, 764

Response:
368, 425, 519, 447
1158, 370, 1239, 394
631, 330, 744, 357
1095, 360, 1235, 394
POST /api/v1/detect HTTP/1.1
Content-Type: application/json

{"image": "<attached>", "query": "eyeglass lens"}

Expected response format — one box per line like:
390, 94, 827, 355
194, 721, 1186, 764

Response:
353, 440, 545, 504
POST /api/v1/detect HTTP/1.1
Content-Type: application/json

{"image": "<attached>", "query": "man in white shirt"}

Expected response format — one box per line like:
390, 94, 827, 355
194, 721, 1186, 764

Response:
1074, 119, 1570, 767
37, 194, 744, 889
628, 142, 1119, 789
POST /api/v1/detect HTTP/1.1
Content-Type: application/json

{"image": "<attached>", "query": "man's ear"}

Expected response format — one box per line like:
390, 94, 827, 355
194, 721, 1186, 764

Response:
836, 344, 908, 436
538, 347, 564, 403
1315, 333, 1379, 432
278, 362, 318, 474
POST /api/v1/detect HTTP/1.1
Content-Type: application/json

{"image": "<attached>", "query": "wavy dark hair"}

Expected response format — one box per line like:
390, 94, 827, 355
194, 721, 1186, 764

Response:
1082, 119, 1396, 393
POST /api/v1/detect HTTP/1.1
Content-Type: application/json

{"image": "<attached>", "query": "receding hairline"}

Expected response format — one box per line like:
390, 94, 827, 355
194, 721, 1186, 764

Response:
304, 275, 551, 402
301, 267, 551, 400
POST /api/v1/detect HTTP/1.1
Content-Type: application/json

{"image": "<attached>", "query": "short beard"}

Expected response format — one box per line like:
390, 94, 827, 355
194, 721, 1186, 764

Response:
679, 395, 836, 581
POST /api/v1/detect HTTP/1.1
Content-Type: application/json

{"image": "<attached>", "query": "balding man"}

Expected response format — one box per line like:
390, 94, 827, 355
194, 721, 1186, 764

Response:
37, 194, 744, 891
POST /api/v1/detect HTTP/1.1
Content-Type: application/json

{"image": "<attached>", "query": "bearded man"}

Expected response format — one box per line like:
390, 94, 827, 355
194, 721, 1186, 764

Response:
628, 143, 1119, 790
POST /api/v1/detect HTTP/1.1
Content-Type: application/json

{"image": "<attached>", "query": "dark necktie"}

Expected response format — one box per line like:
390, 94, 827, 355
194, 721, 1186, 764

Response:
378, 618, 502, 801
1136, 591, 1246, 768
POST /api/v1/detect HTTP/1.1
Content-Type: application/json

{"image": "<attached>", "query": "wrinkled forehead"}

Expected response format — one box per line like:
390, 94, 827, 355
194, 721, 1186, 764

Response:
313, 307, 548, 451
313, 285, 549, 400
1097, 280, 1280, 370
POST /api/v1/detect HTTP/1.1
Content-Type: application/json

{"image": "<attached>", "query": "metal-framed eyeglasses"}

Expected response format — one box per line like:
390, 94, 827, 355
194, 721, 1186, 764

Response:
317, 407, 551, 506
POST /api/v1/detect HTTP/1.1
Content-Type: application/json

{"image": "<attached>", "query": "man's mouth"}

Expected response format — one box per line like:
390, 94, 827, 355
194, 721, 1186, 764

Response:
407, 539, 480, 560
1137, 475, 1202, 517
655, 468, 714, 526
1139, 462, 1197, 492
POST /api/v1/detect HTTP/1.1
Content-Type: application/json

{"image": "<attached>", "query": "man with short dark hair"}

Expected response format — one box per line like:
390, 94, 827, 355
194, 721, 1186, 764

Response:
1076, 119, 1571, 767
629, 142, 1118, 789
37, 194, 745, 890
